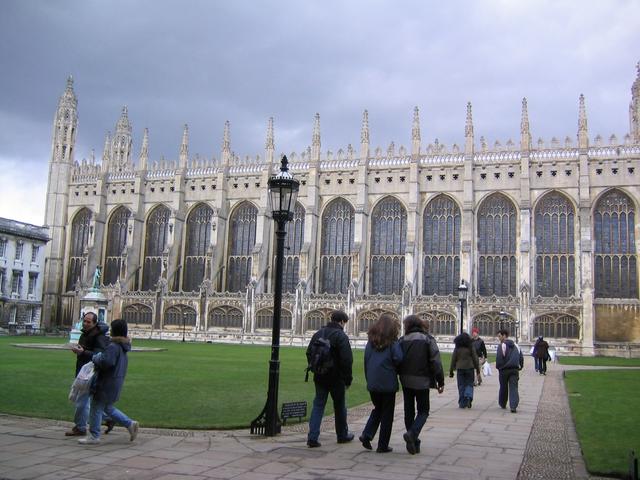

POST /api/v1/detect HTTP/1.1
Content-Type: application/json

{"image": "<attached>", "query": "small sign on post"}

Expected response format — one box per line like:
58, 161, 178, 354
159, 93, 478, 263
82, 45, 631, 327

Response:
280, 401, 307, 425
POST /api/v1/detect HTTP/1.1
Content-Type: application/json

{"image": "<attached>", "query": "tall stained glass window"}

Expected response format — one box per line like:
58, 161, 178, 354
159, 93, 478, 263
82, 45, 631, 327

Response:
477, 193, 517, 296
534, 192, 575, 297
277, 202, 304, 293
320, 198, 355, 294
594, 189, 638, 298
183, 204, 213, 292
226, 202, 257, 292
423, 195, 461, 295
142, 205, 170, 291
370, 197, 407, 294
103, 206, 131, 285
66, 208, 92, 291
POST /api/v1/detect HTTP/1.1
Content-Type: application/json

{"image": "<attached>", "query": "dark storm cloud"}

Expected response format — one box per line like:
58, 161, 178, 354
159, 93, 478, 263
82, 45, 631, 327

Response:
0, 0, 639, 224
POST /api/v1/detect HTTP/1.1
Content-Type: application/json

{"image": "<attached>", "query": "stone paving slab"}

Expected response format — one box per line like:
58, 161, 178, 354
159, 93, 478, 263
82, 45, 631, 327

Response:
0, 356, 604, 479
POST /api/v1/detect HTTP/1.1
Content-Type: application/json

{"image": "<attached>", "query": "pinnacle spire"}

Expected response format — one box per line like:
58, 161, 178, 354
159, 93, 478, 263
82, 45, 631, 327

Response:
102, 132, 111, 170
180, 124, 189, 167
266, 117, 274, 150
223, 120, 230, 152
412, 106, 421, 156
578, 94, 589, 149
465, 102, 474, 138
139, 128, 149, 170
520, 98, 531, 150
312, 113, 321, 147
361, 110, 369, 144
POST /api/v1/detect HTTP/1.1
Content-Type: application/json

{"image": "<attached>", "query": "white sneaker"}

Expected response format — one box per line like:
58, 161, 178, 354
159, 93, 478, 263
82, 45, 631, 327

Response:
127, 420, 139, 441
78, 435, 100, 445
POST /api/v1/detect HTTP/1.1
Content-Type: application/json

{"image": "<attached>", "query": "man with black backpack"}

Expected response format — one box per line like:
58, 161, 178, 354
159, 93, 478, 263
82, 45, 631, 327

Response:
305, 310, 354, 448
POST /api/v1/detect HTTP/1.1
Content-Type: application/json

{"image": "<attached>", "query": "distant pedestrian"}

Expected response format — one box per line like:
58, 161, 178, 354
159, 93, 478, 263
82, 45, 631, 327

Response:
306, 310, 354, 448
359, 314, 403, 453
449, 332, 481, 408
532, 336, 550, 375
66, 312, 108, 437
78, 319, 138, 445
471, 327, 488, 385
495, 329, 524, 413
398, 315, 445, 455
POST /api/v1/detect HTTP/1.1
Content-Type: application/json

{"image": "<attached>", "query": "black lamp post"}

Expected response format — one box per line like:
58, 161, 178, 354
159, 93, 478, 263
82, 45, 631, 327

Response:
250, 155, 299, 437
458, 279, 468, 335
182, 309, 187, 343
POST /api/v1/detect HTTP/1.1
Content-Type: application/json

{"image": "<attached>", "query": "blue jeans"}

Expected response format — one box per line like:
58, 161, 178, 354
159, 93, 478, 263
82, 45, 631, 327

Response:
456, 368, 475, 407
361, 391, 396, 450
498, 368, 520, 410
89, 397, 133, 439
402, 387, 430, 441
308, 381, 348, 442
534, 357, 547, 373
73, 391, 90, 432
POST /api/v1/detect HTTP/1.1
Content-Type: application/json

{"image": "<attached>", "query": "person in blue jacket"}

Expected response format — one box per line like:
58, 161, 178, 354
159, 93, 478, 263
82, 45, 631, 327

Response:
359, 314, 403, 453
78, 319, 139, 445
495, 328, 524, 413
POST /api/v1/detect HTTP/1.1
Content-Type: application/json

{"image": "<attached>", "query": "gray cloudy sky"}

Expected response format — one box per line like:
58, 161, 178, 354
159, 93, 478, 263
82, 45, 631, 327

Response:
1, 0, 639, 225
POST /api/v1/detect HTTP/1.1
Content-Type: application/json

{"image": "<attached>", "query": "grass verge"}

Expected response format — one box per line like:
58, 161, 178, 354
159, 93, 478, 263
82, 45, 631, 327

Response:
559, 356, 640, 367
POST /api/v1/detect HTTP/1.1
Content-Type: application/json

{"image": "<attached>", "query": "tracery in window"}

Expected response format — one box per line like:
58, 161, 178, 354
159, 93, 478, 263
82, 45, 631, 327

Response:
226, 202, 257, 292
183, 204, 213, 292
164, 305, 197, 327
417, 311, 456, 336
472, 311, 517, 338
594, 189, 638, 298
533, 313, 579, 339
255, 308, 292, 330
122, 303, 152, 325
142, 205, 170, 291
103, 206, 131, 285
423, 195, 461, 295
370, 197, 407, 295
208, 305, 243, 328
320, 198, 355, 294
66, 208, 92, 291
305, 309, 332, 332
274, 203, 305, 293
534, 192, 575, 297
358, 309, 399, 333
477, 193, 517, 296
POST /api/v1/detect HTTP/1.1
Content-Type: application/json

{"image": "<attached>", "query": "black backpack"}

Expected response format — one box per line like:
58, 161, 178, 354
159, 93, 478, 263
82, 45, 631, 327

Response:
305, 328, 334, 381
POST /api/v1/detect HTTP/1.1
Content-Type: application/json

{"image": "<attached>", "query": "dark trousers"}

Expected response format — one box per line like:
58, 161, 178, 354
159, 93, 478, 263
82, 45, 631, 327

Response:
362, 391, 396, 449
402, 387, 430, 442
534, 357, 547, 373
308, 381, 348, 442
498, 368, 520, 410
456, 368, 475, 407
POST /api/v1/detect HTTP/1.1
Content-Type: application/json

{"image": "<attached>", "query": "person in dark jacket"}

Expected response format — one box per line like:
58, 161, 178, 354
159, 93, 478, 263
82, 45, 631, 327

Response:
471, 327, 488, 385
450, 332, 481, 408
306, 310, 354, 448
532, 336, 550, 375
398, 315, 445, 455
65, 312, 109, 437
78, 319, 138, 445
495, 328, 524, 413
359, 314, 403, 453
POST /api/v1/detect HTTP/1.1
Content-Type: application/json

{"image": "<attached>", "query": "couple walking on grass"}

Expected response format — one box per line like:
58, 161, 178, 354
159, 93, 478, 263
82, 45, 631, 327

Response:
360, 314, 445, 454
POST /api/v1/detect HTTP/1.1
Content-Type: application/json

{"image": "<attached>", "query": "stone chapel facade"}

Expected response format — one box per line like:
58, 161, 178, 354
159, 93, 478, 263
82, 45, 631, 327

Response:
42, 64, 640, 354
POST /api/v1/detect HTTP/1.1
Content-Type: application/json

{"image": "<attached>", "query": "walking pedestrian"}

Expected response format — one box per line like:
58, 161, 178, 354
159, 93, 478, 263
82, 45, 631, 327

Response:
449, 332, 481, 408
65, 312, 108, 437
306, 310, 354, 448
359, 314, 403, 453
495, 328, 524, 413
78, 319, 138, 445
398, 315, 445, 455
532, 336, 550, 375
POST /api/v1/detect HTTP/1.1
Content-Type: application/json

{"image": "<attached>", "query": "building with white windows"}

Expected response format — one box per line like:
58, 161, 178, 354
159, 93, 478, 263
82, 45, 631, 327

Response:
41, 64, 640, 355
0, 218, 49, 328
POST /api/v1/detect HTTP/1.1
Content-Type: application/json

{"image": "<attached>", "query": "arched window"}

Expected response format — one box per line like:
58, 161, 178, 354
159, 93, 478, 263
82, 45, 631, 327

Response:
534, 192, 575, 297
594, 189, 638, 298
103, 206, 131, 286
255, 308, 293, 330
472, 312, 517, 338
208, 305, 243, 328
142, 205, 171, 291
477, 193, 517, 296
122, 303, 152, 325
423, 195, 461, 295
320, 198, 355, 294
532, 313, 579, 339
417, 311, 457, 336
370, 197, 407, 294
66, 208, 92, 291
278, 203, 305, 293
163, 305, 196, 327
183, 204, 213, 292
357, 309, 399, 333
305, 309, 332, 332
226, 202, 257, 292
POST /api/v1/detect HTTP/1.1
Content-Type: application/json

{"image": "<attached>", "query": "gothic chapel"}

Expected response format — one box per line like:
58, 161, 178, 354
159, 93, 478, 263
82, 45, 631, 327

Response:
43, 64, 640, 354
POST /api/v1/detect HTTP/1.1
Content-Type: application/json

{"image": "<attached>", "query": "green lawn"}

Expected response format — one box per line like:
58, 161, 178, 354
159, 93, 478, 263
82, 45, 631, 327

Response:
565, 370, 640, 477
0, 336, 452, 429
559, 356, 640, 367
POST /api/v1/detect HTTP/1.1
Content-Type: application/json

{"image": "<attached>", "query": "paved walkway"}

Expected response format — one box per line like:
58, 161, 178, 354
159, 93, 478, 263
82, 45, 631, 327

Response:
0, 357, 598, 480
